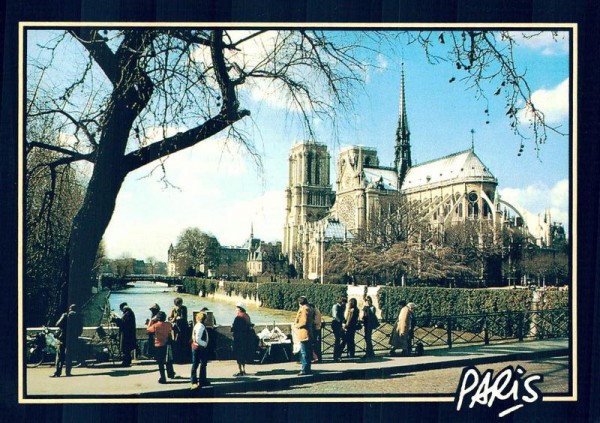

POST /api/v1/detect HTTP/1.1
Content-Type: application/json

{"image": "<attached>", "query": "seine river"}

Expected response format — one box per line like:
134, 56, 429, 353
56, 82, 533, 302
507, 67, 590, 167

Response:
108, 281, 297, 328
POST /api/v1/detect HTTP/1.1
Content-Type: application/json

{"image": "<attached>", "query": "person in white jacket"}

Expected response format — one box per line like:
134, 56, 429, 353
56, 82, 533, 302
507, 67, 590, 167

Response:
190, 312, 209, 389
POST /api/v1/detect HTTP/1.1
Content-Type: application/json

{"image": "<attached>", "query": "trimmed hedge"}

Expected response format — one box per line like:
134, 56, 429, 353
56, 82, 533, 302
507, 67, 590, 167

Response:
377, 287, 535, 321
181, 277, 217, 296
257, 282, 347, 315
222, 281, 259, 301
539, 289, 569, 309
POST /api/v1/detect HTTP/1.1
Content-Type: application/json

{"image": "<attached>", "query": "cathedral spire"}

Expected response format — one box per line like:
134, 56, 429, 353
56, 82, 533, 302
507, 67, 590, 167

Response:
395, 62, 411, 187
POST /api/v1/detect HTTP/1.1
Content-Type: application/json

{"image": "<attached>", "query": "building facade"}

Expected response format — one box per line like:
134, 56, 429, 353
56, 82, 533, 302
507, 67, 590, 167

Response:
283, 66, 560, 281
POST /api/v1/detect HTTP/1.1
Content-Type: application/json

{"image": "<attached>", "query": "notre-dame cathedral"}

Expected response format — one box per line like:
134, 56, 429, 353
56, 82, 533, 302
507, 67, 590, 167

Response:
282, 67, 562, 281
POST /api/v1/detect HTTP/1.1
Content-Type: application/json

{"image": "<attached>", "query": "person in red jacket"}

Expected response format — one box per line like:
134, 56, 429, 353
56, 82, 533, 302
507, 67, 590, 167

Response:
147, 311, 176, 384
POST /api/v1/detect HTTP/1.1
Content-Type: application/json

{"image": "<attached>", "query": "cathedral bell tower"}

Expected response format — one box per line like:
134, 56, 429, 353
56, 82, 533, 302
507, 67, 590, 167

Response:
395, 63, 411, 187
283, 141, 333, 273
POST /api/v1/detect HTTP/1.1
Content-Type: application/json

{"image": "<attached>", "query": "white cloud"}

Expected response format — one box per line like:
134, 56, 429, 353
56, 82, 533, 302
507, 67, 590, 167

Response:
103, 187, 285, 261
103, 136, 261, 260
511, 31, 569, 56
499, 179, 569, 238
520, 78, 569, 125
376, 54, 389, 72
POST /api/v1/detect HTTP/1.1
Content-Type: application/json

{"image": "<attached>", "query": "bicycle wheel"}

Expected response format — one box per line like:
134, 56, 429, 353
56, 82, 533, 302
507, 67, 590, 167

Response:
26, 345, 44, 368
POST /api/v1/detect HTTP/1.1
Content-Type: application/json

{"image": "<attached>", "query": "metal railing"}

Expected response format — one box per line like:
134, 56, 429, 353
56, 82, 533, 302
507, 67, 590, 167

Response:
320, 308, 569, 357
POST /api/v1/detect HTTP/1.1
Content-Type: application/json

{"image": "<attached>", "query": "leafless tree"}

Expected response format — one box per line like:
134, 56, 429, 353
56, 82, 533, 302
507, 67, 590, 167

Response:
27, 28, 373, 307
404, 30, 568, 155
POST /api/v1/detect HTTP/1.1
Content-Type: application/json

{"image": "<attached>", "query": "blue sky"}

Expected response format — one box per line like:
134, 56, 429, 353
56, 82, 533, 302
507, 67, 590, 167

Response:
26, 29, 571, 262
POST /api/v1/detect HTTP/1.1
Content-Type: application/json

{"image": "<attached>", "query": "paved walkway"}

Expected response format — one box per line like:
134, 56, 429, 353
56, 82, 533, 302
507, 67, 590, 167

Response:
23, 338, 568, 399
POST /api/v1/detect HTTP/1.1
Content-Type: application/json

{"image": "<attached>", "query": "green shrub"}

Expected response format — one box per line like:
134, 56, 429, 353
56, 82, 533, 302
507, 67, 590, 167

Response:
378, 287, 535, 322
223, 281, 259, 301
539, 289, 569, 309
257, 282, 346, 315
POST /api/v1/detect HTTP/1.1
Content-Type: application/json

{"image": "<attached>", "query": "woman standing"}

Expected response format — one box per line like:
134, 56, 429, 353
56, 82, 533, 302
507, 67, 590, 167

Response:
231, 303, 253, 376
343, 298, 359, 358
190, 312, 209, 389
147, 311, 176, 384
169, 297, 189, 364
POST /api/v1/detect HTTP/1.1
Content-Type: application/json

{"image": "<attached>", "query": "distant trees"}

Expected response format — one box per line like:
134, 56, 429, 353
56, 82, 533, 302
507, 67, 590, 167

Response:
172, 227, 221, 276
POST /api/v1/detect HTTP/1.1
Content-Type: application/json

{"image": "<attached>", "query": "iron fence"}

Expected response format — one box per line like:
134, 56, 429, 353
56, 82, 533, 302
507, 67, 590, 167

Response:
320, 307, 569, 357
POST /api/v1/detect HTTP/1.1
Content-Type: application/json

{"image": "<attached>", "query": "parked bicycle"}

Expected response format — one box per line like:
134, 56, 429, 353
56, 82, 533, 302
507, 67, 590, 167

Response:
26, 326, 59, 368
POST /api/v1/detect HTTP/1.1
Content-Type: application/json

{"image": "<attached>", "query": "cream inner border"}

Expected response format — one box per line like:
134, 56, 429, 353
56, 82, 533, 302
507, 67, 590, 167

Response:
18, 21, 578, 405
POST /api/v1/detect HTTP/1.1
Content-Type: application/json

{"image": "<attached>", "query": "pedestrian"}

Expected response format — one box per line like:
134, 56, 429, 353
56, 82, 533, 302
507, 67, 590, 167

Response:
201, 306, 217, 360
310, 302, 322, 363
190, 311, 210, 389
331, 295, 347, 362
389, 302, 417, 356
111, 302, 137, 367
294, 296, 314, 375
389, 300, 406, 356
51, 304, 83, 377
231, 303, 254, 376
343, 297, 359, 358
147, 311, 176, 384
360, 296, 379, 359
169, 297, 190, 364
145, 303, 161, 359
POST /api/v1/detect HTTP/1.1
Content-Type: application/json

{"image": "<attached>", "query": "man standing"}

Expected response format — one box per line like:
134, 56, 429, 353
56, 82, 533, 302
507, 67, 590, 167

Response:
51, 304, 83, 377
361, 296, 379, 359
331, 295, 347, 362
310, 302, 322, 363
112, 302, 137, 367
294, 296, 314, 375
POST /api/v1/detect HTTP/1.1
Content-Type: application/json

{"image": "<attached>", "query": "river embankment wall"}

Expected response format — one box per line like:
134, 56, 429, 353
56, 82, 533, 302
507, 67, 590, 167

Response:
81, 288, 111, 327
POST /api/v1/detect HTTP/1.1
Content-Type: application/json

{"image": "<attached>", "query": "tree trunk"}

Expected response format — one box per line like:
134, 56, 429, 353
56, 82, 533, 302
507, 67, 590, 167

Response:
65, 89, 139, 308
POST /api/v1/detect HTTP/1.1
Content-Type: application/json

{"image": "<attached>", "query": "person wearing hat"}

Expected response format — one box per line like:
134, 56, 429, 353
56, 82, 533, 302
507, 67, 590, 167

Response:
389, 302, 417, 356
231, 303, 253, 376
145, 303, 161, 359
111, 302, 137, 367
169, 297, 190, 364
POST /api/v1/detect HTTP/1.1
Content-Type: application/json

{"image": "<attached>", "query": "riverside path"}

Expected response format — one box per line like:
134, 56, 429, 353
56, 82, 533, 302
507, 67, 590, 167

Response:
22, 338, 569, 400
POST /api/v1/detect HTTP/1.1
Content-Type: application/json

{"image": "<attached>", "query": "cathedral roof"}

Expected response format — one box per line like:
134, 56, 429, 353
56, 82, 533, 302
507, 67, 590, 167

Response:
401, 149, 496, 191
320, 218, 354, 241
363, 167, 400, 191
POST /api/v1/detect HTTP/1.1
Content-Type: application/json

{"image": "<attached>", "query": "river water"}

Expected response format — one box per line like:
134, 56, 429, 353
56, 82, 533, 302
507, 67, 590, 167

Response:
108, 281, 297, 328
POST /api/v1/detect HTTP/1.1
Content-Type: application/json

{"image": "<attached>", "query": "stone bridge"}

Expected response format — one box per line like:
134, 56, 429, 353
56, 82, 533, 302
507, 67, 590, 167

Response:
99, 274, 184, 290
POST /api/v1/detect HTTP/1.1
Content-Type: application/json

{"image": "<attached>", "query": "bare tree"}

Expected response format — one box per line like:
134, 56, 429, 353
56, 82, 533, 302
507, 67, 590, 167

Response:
25, 28, 563, 310
404, 30, 567, 154
27, 28, 371, 307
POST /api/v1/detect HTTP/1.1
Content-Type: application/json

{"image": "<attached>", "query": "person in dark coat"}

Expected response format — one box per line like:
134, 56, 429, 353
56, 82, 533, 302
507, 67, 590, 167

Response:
231, 303, 254, 376
112, 302, 137, 367
343, 298, 360, 358
51, 304, 83, 377
169, 297, 190, 364
360, 296, 379, 359
331, 296, 347, 362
